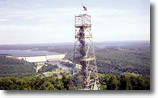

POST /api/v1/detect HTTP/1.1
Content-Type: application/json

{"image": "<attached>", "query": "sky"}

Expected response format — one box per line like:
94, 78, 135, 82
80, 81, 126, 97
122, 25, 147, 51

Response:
0, 0, 150, 44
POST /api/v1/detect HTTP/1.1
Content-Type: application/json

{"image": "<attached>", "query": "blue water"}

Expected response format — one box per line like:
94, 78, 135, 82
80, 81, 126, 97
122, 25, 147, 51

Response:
0, 50, 60, 57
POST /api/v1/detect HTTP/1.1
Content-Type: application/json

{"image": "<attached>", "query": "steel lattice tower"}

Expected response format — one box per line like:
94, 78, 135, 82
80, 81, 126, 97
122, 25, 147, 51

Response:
72, 13, 100, 90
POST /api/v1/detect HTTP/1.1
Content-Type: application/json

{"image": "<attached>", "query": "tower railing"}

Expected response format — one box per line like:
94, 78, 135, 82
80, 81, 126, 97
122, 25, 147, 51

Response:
72, 13, 100, 90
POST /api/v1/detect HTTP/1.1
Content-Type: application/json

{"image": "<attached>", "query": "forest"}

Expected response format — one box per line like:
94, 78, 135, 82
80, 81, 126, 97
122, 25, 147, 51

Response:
0, 55, 36, 77
0, 73, 150, 90
95, 48, 150, 76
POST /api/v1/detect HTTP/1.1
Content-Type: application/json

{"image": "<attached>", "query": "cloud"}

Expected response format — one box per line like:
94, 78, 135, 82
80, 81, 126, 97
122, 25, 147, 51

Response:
0, 0, 150, 44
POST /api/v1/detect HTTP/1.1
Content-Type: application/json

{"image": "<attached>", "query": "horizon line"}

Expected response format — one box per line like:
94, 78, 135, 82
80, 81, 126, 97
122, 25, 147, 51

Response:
0, 40, 150, 45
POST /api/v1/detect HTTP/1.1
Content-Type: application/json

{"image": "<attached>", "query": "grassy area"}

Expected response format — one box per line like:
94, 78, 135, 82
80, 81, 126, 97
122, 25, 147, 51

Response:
41, 68, 71, 78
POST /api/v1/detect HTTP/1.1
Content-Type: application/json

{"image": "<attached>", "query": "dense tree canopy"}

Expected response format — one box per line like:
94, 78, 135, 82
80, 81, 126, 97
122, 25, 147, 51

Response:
0, 55, 36, 77
0, 73, 150, 90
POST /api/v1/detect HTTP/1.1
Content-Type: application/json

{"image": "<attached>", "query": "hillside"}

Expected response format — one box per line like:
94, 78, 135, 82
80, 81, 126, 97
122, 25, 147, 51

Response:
96, 48, 150, 76
0, 55, 36, 77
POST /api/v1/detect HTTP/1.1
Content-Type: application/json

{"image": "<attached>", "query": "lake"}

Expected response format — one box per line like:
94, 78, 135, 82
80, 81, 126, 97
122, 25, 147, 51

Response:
0, 50, 61, 57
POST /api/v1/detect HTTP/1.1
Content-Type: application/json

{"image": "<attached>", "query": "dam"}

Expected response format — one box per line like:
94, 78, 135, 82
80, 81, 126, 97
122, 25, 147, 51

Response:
0, 50, 65, 63
16, 54, 65, 63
